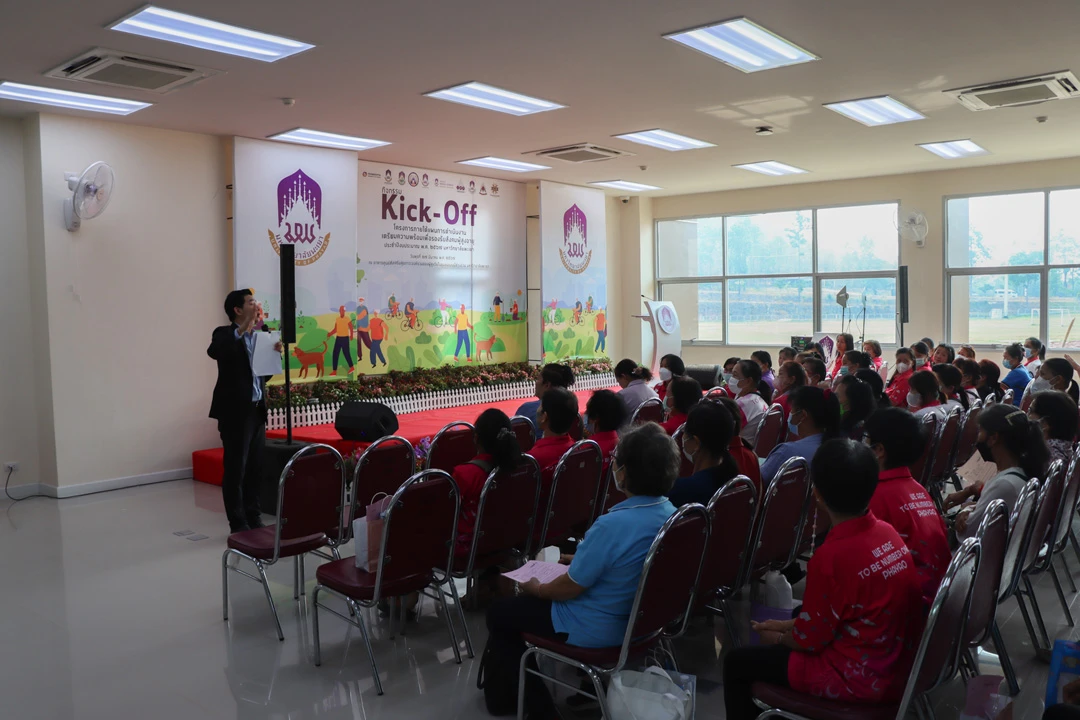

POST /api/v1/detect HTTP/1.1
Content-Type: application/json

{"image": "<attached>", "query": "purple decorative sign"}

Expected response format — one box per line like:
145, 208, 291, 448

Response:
560, 204, 591, 274
268, 168, 330, 265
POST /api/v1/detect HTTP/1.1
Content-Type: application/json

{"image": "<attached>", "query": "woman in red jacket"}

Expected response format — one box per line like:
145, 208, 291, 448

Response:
584, 389, 625, 461
451, 409, 522, 554
660, 376, 703, 435
885, 347, 916, 407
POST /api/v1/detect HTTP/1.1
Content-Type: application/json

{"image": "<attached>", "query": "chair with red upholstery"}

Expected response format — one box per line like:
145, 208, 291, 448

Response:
990, 478, 1041, 688
569, 413, 585, 441
629, 397, 664, 426
534, 440, 604, 549
753, 403, 787, 459
311, 469, 463, 695
704, 386, 729, 401
425, 421, 476, 472
699, 477, 758, 647
671, 425, 695, 478
222, 444, 347, 641
908, 412, 940, 490
596, 459, 626, 519
925, 406, 963, 508
1017, 460, 1068, 651
751, 538, 980, 720
746, 456, 812, 577
517, 504, 710, 718
349, 434, 415, 527
1047, 447, 1080, 594
951, 400, 983, 490
509, 415, 536, 452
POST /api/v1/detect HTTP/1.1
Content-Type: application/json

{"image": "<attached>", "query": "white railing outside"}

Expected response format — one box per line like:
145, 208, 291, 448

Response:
267, 372, 617, 430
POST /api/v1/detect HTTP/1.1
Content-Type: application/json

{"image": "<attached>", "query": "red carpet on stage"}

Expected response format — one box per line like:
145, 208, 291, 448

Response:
192, 388, 605, 485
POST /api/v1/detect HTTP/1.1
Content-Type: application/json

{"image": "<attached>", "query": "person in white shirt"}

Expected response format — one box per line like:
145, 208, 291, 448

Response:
613, 358, 658, 417
730, 359, 770, 447
1022, 336, 1045, 377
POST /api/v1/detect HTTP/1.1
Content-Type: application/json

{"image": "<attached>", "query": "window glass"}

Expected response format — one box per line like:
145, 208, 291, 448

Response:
819, 277, 897, 343
948, 273, 1041, 345
817, 203, 898, 273
946, 193, 1044, 269
725, 211, 812, 276
727, 277, 812, 344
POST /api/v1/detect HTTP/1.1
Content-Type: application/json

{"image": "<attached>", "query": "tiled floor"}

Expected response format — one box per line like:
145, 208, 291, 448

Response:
1, 479, 1077, 719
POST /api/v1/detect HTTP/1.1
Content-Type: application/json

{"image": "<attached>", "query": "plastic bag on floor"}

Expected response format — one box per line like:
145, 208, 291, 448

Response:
607, 666, 693, 720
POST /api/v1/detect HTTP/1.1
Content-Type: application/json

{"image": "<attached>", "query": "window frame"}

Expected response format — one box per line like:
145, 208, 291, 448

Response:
655, 200, 900, 347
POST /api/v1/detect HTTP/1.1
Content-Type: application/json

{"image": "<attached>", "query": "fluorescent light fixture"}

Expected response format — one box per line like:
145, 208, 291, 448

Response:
457, 157, 550, 173
918, 139, 989, 159
0, 81, 151, 115
734, 161, 807, 176
110, 6, 313, 62
665, 18, 817, 73
824, 96, 925, 126
614, 129, 715, 151
424, 82, 563, 116
268, 128, 390, 151
590, 180, 661, 192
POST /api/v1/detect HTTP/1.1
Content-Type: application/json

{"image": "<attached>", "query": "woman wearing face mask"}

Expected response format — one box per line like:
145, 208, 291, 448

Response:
655, 353, 685, 403
773, 361, 807, 420
668, 400, 742, 506
885, 347, 916, 407
751, 350, 776, 393
907, 370, 948, 419
759, 386, 840, 482
976, 359, 1005, 403
1029, 390, 1079, 468
836, 375, 876, 440
660, 376, 703, 435
953, 404, 1049, 541
1000, 343, 1031, 406
1021, 357, 1080, 409
583, 389, 625, 461
721, 357, 741, 389
954, 357, 981, 406
1023, 336, 1046, 375
830, 333, 854, 379
933, 363, 969, 413
731, 359, 771, 447
909, 341, 932, 371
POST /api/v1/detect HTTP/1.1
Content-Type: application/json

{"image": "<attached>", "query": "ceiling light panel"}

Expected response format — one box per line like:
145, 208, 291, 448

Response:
824, 96, 925, 126
614, 129, 715, 151
0, 81, 151, 115
665, 18, 816, 73
110, 6, 314, 62
734, 161, 807, 176
590, 180, 661, 192
424, 82, 564, 116
458, 157, 550, 172
918, 139, 989, 159
269, 128, 390, 151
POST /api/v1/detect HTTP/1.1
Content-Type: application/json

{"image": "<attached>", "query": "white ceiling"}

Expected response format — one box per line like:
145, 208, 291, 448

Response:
3, 0, 1080, 196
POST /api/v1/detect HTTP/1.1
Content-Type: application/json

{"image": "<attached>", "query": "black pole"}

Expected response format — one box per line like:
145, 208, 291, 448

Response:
284, 340, 293, 444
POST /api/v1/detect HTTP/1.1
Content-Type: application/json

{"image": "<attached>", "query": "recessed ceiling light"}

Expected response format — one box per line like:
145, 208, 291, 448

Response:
457, 157, 550, 172
824, 96, 925, 126
0, 81, 151, 115
614, 129, 715, 152
268, 128, 390, 151
734, 161, 807, 176
424, 82, 563, 116
665, 18, 817, 73
590, 180, 661, 192
918, 139, 989, 159
110, 6, 313, 62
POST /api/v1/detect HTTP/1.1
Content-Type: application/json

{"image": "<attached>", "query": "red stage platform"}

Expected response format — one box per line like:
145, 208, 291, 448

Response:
192, 388, 603, 485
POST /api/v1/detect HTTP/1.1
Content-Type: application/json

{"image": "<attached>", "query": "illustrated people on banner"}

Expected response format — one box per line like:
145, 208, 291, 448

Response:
405, 297, 417, 329
439, 297, 450, 326
454, 304, 474, 362
595, 307, 607, 353
574, 298, 583, 325
327, 305, 355, 376
492, 291, 503, 322
369, 310, 388, 368
547, 297, 557, 324
387, 292, 398, 317
587, 295, 594, 313
355, 297, 372, 353
512, 298, 519, 321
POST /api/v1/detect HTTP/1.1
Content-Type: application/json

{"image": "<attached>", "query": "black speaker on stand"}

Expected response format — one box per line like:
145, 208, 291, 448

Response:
262, 244, 307, 515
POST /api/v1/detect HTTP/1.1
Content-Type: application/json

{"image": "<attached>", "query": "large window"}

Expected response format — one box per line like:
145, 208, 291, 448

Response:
947, 189, 1080, 348
656, 202, 899, 345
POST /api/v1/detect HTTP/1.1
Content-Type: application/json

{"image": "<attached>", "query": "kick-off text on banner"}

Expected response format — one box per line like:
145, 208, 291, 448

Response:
378, 189, 482, 269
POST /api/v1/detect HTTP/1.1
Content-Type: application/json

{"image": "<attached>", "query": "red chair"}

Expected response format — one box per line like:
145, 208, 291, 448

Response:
426, 421, 476, 472
751, 538, 980, 720
753, 403, 787, 458
596, 459, 626, 518
704, 386, 729, 400
991, 479, 1041, 691
909, 413, 940, 490
569, 413, 585, 441
747, 456, 812, 576
517, 504, 711, 717
952, 400, 983, 487
671, 424, 695, 478
222, 444, 347, 641
311, 469, 463, 695
509, 415, 536, 452
350, 435, 415, 519
1046, 447, 1080, 595
534, 440, 604, 549
630, 397, 664, 426
925, 407, 963, 508
699, 477, 758, 647
1017, 460, 1069, 651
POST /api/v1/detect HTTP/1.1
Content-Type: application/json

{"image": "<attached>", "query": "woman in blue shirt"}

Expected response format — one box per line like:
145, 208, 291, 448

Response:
480, 423, 678, 717
514, 363, 575, 435
759, 386, 840, 483
1001, 343, 1031, 406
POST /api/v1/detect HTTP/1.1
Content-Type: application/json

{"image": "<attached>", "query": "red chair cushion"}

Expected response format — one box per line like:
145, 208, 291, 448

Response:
522, 633, 658, 668
226, 526, 327, 560
751, 683, 899, 720
315, 557, 434, 599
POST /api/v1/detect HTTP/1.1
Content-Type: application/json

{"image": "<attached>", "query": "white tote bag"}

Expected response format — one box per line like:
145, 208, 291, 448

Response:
607, 666, 692, 720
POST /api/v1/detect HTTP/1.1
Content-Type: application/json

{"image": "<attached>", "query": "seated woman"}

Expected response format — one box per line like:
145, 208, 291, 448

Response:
864, 408, 951, 609
722, 356, 740, 387
907, 370, 948, 420
836, 375, 876, 440
1001, 343, 1032, 406
724, 439, 922, 719
752, 350, 776, 393
773, 360, 807, 420
660, 376, 702, 435
954, 403, 1049, 541
716, 396, 763, 490
514, 363, 574, 436
932, 343, 956, 365
801, 356, 828, 390
614, 358, 658, 416
954, 356, 982, 406
958, 345, 976, 360
452, 409, 522, 554
730, 359, 771, 447
528, 388, 579, 481
655, 353, 685, 403
830, 333, 854, 379
760, 386, 839, 482
482, 424, 678, 717
778, 346, 797, 365
910, 341, 932, 371
1029, 390, 1079, 468
855, 368, 890, 409
933, 363, 970, 413
977, 359, 1005, 403
863, 339, 884, 369
583, 389, 625, 461
885, 347, 916, 407
1022, 356, 1080, 410
1024, 336, 1046, 376
668, 400, 741, 505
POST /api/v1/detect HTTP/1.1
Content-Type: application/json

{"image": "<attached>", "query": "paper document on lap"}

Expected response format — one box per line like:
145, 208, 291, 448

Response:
502, 560, 569, 584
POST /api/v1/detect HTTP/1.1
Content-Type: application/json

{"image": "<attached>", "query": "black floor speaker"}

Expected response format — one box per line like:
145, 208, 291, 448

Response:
335, 401, 399, 442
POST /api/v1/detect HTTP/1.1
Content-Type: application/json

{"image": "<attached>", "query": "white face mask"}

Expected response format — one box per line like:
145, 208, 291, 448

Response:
1030, 377, 1051, 394
682, 443, 696, 463
895, 362, 911, 374
907, 391, 921, 408
659, 367, 672, 383
727, 375, 741, 393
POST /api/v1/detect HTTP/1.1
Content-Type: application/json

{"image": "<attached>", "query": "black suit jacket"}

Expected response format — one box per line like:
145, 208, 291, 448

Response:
208, 324, 270, 422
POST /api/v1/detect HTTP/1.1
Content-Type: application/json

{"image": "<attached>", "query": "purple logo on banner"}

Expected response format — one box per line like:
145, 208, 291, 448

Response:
560, 203, 592, 274
267, 168, 330, 266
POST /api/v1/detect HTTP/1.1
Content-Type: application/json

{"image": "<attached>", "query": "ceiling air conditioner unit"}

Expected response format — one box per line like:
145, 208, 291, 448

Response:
46, 48, 220, 95
946, 71, 1080, 111
530, 143, 633, 163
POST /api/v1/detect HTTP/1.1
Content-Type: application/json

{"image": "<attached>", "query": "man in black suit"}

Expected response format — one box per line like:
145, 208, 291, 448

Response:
209, 289, 282, 532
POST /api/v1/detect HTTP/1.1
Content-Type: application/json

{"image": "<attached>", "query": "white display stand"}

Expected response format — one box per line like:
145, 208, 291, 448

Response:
639, 301, 681, 378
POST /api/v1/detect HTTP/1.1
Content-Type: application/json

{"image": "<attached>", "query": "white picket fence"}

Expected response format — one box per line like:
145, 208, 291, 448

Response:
267, 371, 617, 431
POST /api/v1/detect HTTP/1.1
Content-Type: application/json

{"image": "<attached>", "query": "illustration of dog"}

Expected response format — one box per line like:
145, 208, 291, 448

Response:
293, 342, 328, 379
475, 334, 498, 361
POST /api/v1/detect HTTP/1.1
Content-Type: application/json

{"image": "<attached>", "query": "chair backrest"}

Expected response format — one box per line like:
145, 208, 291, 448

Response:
569, 413, 585, 441
928, 407, 963, 485
998, 478, 1041, 603
747, 456, 812, 575
1020, 391, 1034, 413
509, 415, 537, 453
753, 403, 787, 458
896, 539, 979, 715
909, 413, 940, 488
1052, 447, 1080, 553
704, 387, 728, 400
426, 421, 476, 472
954, 400, 983, 467
373, 469, 459, 601
615, 504, 710, 669
699, 477, 758, 600
464, 456, 542, 570
537, 440, 605, 547
1024, 461, 1065, 573
671, 425, 695, 478
351, 436, 415, 519
274, 444, 347, 561
598, 460, 627, 516
630, 398, 665, 426
1001, 389, 1014, 406
964, 499, 1009, 647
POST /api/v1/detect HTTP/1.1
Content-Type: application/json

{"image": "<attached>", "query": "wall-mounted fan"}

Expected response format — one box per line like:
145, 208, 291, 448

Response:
64, 161, 115, 232
896, 209, 929, 248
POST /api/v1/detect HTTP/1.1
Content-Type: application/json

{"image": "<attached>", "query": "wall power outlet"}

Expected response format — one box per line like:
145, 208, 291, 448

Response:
4, 462, 19, 472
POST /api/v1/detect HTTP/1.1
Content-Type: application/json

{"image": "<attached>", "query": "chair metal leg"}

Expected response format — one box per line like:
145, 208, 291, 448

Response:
991, 620, 1021, 695
1022, 578, 1052, 650
919, 694, 937, 720
300, 554, 306, 596
256, 560, 285, 641
1014, 591, 1043, 652
721, 597, 742, 649
1060, 553, 1077, 593
312, 585, 323, 666
447, 576, 474, 658
354, 599, 384, 695
435, 584, 463, 664
222, 549, 231, 621
293, 557, 300, 600
517, 649, 530, 720
1050, 562, 1075, 626
1071, 528, 1080, 564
